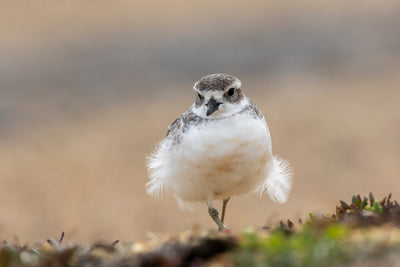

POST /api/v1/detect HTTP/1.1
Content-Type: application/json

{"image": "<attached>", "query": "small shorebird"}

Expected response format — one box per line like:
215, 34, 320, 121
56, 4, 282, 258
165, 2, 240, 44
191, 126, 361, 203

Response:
146, 73, 292, 230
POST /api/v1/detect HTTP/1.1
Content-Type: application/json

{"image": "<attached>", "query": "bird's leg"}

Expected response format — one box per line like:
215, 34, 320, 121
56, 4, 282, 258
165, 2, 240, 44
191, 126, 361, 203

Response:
206, 200, 225, 231
221, 197, 230, 224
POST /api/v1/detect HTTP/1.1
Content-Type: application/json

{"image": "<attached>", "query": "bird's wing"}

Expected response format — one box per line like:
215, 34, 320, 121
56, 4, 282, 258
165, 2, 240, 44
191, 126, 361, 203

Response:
166, 109, 204, 139
244, 100, 264, 120
166, 116, 182, 138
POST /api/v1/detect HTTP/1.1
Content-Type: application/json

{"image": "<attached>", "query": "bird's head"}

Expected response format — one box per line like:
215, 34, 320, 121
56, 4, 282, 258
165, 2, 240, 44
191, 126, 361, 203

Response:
192, 73, 247, 118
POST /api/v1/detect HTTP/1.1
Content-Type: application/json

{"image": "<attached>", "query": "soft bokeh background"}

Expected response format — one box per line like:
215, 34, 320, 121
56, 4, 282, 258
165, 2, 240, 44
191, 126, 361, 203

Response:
1, 0, 399, 243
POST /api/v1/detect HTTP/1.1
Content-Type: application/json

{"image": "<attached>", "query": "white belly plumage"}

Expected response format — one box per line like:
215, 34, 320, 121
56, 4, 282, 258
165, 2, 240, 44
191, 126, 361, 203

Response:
147, 114, 275, 208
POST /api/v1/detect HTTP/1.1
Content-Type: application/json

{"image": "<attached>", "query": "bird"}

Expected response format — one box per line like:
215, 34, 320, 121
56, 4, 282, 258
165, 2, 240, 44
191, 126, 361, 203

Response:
146, 73, 292, 230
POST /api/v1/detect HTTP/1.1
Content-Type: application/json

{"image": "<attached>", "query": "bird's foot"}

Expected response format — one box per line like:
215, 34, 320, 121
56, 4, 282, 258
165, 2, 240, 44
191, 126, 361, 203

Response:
208, 207, 225, 231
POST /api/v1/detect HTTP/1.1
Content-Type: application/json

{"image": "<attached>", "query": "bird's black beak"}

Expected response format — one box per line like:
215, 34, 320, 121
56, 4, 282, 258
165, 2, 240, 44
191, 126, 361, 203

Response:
206, 98, 221, 116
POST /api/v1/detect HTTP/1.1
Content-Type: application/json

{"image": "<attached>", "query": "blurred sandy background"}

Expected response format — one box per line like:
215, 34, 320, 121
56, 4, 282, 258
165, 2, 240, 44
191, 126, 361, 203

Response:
1, 0, 400, 243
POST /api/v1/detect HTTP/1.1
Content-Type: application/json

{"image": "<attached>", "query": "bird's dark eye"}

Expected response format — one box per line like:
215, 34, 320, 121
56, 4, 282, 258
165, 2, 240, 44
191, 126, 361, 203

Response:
197, 93, 204, 100
227, 88, 235, 96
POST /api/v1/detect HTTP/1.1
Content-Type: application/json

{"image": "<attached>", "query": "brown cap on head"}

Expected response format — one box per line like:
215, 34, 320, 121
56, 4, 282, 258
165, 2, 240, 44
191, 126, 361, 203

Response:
194, 73, 239, 92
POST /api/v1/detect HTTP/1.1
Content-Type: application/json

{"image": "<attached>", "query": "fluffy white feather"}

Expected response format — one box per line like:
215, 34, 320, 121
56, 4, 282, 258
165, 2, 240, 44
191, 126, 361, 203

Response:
255, 156, 293, 203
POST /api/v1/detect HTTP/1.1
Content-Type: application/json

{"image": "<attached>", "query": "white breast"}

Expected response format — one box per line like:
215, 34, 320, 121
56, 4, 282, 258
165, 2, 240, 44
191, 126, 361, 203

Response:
146, 112, 273, 208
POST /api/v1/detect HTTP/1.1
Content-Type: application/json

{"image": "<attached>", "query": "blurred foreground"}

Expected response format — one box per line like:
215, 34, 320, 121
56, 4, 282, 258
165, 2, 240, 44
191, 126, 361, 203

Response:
1, 193, 400, 266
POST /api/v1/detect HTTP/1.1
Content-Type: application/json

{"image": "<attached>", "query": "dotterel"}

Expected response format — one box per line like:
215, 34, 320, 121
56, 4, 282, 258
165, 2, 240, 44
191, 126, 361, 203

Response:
147, 73, 292, 230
